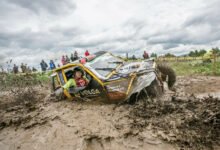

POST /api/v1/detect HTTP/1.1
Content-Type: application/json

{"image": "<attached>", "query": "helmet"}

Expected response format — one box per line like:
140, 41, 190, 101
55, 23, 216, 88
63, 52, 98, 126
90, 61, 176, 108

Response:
73, 67, 84, 76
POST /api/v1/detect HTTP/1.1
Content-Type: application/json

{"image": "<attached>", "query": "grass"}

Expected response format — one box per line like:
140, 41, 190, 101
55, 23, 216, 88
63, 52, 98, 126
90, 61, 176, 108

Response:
167, 61, 220, 76
0, 71, 52, 90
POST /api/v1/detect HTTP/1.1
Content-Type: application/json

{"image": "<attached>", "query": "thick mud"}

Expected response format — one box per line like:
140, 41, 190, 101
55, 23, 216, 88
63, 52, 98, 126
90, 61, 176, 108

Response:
0, 76, 219, 150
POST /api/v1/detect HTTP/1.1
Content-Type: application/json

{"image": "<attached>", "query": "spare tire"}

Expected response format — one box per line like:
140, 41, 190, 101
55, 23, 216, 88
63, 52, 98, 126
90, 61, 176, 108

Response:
157, 63, 176, 88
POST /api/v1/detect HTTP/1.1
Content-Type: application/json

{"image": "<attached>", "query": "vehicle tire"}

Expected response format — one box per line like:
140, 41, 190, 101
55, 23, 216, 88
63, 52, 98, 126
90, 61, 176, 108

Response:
157, 63, 176, 88
146, 79, 163, 98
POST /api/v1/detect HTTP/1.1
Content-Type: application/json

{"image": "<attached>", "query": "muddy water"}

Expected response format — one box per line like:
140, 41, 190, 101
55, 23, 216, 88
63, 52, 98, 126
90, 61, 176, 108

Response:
0, 76, 219, 150
0, 101, 177, 150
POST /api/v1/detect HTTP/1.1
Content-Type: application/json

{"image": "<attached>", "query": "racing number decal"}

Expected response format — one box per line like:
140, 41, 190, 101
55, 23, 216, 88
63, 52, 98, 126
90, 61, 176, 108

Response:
80, 89, 100, 96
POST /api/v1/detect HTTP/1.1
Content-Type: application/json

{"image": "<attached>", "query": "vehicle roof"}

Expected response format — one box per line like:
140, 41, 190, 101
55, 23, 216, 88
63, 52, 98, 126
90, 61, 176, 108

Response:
52, 51, 155, 80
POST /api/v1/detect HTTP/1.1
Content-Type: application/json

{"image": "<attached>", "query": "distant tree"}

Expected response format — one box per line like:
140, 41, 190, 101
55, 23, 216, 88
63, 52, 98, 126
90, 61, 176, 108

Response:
212, 47, 220, 53
150, 53, 157, 58
198, 49, 206, 56
164, 53, 176, 57
195, 50, 199, 56
189, 51, 195, 57
189, 49, 207, 57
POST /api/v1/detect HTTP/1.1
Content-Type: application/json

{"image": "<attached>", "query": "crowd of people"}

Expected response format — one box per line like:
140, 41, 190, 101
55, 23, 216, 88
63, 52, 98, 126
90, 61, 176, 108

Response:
12, 63, 37, 74
131, 51, 149, 60
39, 50, 90, 72
12, 50, 149, 73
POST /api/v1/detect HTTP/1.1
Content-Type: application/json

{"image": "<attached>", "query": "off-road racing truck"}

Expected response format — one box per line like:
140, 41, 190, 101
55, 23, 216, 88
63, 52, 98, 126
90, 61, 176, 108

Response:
51, 51, 176, 103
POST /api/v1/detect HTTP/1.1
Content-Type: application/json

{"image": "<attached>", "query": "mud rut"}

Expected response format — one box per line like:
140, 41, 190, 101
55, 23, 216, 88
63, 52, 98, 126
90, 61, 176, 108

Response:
0, 76, 219, 150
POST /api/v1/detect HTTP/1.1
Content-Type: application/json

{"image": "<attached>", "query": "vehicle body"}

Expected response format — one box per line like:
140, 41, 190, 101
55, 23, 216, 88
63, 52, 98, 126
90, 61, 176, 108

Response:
51, 51, 175, 102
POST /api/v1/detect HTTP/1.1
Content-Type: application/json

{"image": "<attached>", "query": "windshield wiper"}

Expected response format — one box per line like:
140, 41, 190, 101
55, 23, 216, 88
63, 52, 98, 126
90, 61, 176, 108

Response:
95, 68, 115, 71
108, 61, 123, 64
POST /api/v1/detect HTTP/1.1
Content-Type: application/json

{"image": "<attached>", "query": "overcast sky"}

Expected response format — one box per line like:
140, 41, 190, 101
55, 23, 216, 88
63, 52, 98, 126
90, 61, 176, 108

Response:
0, 0, 219, 69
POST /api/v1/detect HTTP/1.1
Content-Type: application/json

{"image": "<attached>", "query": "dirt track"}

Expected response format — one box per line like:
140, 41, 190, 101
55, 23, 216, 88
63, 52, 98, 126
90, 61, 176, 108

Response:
0, 76, 219, 150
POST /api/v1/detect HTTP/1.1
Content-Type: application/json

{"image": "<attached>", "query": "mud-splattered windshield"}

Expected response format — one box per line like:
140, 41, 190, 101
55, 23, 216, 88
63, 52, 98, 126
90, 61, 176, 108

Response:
86, 53, 123, 77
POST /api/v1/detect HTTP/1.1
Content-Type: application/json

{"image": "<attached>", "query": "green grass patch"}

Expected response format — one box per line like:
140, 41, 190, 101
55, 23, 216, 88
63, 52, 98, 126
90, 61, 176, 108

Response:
167, 61, 220, 76
0, 71, 52, 90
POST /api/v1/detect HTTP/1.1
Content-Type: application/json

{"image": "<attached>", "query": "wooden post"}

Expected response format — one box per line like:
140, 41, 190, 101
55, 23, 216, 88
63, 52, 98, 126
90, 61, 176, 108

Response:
214, 51, 216, 75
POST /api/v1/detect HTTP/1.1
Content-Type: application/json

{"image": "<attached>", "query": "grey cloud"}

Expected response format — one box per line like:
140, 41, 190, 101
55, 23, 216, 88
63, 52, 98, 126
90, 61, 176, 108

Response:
6, 0, 76, 15
70, 19, 146, 49
142, 1, 220, 49
183, 1, 220, 27
0, 0, 220, 68
0, 52, 7, 65
0, 26, 84, 50
162, 43, 179, 49
147, 30, 188, 45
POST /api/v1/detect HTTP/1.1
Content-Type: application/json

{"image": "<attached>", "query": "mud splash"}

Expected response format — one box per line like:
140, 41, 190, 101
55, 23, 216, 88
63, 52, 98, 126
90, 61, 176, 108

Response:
0, 76, 219, 150
128, 95, 220, 150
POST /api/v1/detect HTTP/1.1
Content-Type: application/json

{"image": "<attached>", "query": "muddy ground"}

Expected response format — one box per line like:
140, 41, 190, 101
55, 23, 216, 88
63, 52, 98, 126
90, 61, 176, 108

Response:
0, 76, 219, 150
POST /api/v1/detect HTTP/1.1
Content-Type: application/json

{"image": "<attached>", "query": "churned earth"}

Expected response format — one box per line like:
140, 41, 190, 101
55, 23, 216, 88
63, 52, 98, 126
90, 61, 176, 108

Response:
0, 76, 219, 150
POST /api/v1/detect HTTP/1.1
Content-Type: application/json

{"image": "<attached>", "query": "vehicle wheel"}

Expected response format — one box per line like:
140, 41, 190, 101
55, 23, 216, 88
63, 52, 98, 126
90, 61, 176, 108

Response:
146, 79, 163, 98
157, 63, 176, 88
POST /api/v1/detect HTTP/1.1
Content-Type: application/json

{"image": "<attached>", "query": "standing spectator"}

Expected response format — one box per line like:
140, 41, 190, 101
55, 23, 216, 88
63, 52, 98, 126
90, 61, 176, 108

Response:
65, 55, 70, 64
27, 66, 32, 73
13, 64, 18, 74
71, 51, 79, 62
70, 53, 74, 62
49, 60, 56, 70
40, 60, 48, 71
143, 51, 149, 59
74, 51, 79, 59
57, 64, 61, 68
32, 67, 37, 72
61, 55, 66, 65
21, 63, 26, 73
132, 55, 137, 60
85, 50, 90, 57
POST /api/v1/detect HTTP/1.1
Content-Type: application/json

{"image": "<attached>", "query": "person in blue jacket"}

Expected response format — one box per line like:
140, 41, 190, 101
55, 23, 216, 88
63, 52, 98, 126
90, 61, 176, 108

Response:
49, 60, 56, 70
40, 59, 48, 71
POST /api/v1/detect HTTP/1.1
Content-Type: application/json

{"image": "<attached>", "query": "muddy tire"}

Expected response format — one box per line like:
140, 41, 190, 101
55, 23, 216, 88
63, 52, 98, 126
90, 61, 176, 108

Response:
146, 79, 163, 98
157, 63, 176, 88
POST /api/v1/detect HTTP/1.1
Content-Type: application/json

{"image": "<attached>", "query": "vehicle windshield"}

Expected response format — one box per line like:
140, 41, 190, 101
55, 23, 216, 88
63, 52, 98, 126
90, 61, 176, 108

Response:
86, 53, 123, 77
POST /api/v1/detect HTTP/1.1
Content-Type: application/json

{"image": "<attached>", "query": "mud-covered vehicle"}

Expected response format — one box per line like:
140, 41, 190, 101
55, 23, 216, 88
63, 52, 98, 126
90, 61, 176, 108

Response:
51, 51, 176, 102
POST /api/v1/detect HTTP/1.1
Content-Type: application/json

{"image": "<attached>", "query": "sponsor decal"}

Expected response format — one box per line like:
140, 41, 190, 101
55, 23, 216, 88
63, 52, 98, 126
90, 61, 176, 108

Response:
80, 89, 100, 96
107, 85, 125, 92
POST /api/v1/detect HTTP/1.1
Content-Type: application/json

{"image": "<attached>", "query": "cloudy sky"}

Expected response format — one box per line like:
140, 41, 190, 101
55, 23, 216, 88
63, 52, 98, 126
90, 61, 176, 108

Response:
0, 0, 219, 69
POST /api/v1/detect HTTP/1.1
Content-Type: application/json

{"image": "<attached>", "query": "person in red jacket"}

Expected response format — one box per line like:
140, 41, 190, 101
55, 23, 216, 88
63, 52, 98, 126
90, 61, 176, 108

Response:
143, 51, 149, 59
85, 50, 90, 56
61, 55, 66, 65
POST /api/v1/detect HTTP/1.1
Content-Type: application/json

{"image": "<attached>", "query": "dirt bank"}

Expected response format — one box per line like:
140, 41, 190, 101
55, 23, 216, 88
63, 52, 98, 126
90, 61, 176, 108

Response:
0, 76, 219, 150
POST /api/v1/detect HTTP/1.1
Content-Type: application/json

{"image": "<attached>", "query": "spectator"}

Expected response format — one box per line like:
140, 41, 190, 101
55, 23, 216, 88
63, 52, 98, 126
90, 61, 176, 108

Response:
61, 55, 66, 65
132, 55, 137, 60
143, 51, 149, 59
32, 67, 37, 72
27, 66, 32, 73
13, 64, 18, 74
40, 60, 48, 71
49, 60, 56, 70
21, 63, 26, 73
58, 64, 61, 68
65, 55, 70, 64
70, 53, 74, 62
74, 51, 79, 60
85, 50, 90, 57
71, 51, 79, 62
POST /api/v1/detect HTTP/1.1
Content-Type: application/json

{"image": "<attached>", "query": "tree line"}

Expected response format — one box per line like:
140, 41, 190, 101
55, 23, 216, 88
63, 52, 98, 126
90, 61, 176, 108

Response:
157, 47, 220, 58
